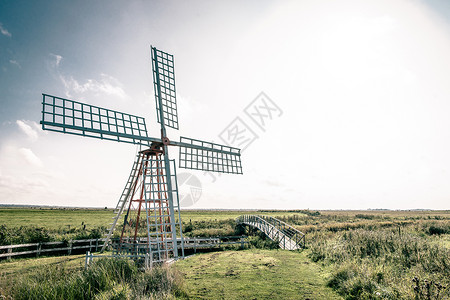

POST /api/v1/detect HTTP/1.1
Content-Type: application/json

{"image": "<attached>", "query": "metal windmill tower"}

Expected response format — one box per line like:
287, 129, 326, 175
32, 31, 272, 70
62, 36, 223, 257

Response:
40, 46, 243, 263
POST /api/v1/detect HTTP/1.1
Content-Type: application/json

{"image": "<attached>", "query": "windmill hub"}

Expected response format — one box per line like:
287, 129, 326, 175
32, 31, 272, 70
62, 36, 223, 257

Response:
162, 136, 170, 145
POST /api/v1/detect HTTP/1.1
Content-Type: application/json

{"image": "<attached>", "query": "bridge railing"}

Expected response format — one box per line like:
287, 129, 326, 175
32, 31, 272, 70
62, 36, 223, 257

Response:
236, 215, 305, 250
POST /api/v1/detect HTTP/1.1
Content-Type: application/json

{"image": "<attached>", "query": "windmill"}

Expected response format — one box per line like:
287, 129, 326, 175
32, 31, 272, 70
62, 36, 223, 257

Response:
40, 46, 243, 263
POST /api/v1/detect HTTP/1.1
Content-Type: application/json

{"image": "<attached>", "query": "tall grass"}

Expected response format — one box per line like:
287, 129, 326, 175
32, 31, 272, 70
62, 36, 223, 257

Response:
8, 258, 186, 300
309, 229, 450, 299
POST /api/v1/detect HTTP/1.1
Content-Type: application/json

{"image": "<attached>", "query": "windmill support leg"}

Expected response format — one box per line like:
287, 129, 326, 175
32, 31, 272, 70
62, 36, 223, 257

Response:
113, 147, 183, 264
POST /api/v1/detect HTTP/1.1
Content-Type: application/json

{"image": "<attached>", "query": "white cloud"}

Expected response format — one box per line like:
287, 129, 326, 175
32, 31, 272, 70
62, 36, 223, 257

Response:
18, 148, 43, 168
0, 23, 11, 37
16, 120, 39, 141
9, 60, 21, 68
47, 53, 127, 99
60, 73, 127, 99
49, 53, 62, 67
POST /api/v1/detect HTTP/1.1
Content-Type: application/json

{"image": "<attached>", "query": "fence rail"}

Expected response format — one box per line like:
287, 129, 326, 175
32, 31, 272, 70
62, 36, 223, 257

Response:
0, 236, 248, 260
236, 215, 305, 250
112, 236, 247, 255
0, 238, 107, 259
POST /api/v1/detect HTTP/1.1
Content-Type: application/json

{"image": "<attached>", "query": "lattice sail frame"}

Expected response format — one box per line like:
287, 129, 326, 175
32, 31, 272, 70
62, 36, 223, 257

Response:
41, 94, 150, 146
179, 137, 243, 174
151, 47, 179, 130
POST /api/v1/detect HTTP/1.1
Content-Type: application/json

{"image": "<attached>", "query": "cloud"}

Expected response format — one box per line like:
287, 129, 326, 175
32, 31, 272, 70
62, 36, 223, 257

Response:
0, 23, 11, 37
47, 53, 127, 99
9, 60, 21, 68
49, 53, 62, 67
18, 148, 43, 168
16, 120, 39, 141
60, 73, 127, 99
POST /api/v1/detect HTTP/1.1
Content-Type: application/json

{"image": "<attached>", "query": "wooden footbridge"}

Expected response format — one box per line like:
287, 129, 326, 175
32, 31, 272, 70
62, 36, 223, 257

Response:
236, 215, 305, 250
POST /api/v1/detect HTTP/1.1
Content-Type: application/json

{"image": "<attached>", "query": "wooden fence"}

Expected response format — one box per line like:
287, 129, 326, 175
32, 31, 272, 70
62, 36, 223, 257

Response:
183, 235, 247, 252
0, 238, 106, 260
0, 236, 248, 260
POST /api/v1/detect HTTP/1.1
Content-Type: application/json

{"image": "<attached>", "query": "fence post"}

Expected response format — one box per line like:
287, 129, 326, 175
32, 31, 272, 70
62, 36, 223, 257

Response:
240, 236, 244, 249
68, 240, 73, 255
95, 239, 99, 252
85, 251, 90, 269
89, 239, 92, 252
37, 243, 41, 257
7, 246, 12, 260
145, 253, 149, 270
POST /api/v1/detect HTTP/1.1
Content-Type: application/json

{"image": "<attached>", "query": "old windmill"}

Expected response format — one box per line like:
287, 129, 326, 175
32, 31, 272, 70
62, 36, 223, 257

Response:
40, 46, 243, 263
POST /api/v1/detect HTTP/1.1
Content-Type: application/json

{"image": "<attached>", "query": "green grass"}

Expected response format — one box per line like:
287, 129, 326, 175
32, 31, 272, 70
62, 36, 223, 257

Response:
0, 208, 309, 228
1, 208, 447, 230
0, 254, 86, 278
0, 208, 113, 230
309, 229, 450, 299
0, 254, 86, 297
1, 256, 186, 300
1, 249, 344, 299
0, 208, 311, 243
1, 208, 450, 299
176, 249, 343, 299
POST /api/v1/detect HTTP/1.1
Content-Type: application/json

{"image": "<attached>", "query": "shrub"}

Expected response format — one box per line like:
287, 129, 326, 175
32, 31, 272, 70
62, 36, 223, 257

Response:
355, 214, 375, 220
427, 225, 448, 235
247, 233, 279, 249
0, 225, 53, 245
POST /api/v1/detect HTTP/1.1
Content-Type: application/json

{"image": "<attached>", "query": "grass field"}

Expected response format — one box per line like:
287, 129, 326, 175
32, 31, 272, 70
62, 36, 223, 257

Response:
0, 208, 309, 242
0, 208, 449, 299
0, 208, 306, 228
176, 249, 342, 299
0, 249, 342, 299
0, 207, 112, 229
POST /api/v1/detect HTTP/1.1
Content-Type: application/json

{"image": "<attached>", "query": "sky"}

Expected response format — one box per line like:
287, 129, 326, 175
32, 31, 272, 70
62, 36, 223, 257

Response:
1, 0, 450, 210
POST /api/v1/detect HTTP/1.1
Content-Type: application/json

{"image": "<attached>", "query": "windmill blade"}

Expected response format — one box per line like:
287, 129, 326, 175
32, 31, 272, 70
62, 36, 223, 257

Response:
41, 94, 155, 146
176, 136, 243, 174
151, 46, 179, 130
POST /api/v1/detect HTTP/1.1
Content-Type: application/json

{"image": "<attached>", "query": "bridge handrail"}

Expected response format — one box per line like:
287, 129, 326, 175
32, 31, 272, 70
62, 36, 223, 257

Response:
236, 215, 305, 249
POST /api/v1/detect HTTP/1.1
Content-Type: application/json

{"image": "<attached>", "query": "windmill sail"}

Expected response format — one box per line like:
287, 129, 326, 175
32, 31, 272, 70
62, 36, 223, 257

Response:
151, 46, 179, 130
41, 94, 152, 146
177, 136, 243, 174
